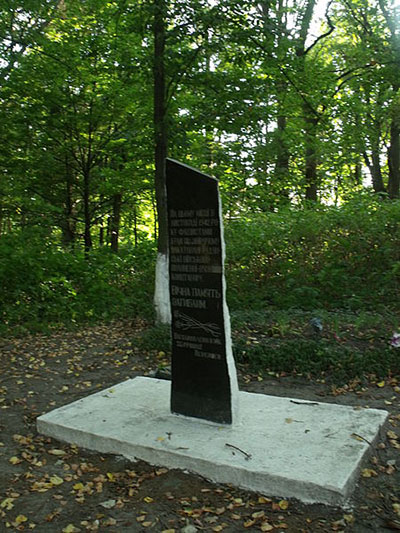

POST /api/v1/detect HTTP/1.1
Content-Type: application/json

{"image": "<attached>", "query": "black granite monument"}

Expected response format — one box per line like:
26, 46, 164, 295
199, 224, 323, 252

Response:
166, 158, 237, 424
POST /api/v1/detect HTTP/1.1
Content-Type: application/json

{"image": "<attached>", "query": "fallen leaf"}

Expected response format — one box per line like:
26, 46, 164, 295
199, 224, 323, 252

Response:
0, 498, 15, 510
143, 496, 154, 503
279, 500, 289, 510
48, 449, 66, 456
62, 525, 80, 533
344, 514, 354, 524
15, 515, 28, 524
99, 499, 116, 509
361, 468, 377, 478
9, 456, 22, 465
50, 475, 64, 486
377, 381, 385, 388
260, 523, 274, 532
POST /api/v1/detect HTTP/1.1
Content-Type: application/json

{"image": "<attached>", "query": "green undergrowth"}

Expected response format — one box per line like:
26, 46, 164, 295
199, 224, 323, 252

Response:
133, 308, 399, 383
231, 308, 399, 382
0, 228, 156, 335
225, 194, 400, 312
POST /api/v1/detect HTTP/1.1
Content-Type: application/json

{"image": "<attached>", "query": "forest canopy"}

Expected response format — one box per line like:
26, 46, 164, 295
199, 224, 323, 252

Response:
1, 0, 400, 331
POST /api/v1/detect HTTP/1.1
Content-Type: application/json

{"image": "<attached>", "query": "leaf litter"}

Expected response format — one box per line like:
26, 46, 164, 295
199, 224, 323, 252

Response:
0, 319, 399, 531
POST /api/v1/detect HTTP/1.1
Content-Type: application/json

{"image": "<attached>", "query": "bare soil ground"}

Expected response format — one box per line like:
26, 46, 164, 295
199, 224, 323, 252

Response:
0, 320, 399, 532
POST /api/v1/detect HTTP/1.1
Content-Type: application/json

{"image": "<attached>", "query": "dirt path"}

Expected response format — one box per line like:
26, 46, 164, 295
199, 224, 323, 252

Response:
0, 321, 399, 532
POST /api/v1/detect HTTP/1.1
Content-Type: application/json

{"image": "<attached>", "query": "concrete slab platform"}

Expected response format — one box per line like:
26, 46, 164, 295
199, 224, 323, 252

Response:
37, 377, 388, 506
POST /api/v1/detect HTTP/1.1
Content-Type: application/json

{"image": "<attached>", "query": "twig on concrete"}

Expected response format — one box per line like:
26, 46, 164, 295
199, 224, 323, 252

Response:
225, 443, 252, 461
351, 432, 372, 445
290, 400, 320, 406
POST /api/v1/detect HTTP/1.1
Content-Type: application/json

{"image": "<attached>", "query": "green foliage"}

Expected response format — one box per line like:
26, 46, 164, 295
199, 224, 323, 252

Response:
231, 307, 400, 382
225, 194, 400, 311
233, 336, 399, 383
133, 323, 171, 353
0, 228, 156, 334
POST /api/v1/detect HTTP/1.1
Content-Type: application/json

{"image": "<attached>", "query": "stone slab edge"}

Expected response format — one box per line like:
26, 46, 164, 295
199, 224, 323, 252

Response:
37, 378, 389, 507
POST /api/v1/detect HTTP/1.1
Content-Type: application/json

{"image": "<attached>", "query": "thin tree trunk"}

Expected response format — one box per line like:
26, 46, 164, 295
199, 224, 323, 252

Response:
61, 156, 76, 246
388, 119, 400, 198
274, 112, 290, 201
304, 114, 318, 201
83, 168, 92, 254
363, 148, 385, 194
99, 224, 104, 246
133, 205, 138, 247
110, 192, 122, 253
153, 0, 171, 324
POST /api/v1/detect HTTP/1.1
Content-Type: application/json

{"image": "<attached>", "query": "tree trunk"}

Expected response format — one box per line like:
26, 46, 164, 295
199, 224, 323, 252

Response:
99, 224, 104, 246
153, 0, 171, 324
304, 114, 319, 201
110, 192, 122, 253
388, 119, 400, 199
363, 148, 385, 194
133, 205, 138, 247
83, 168, 92, 254
61, 157, 76, 246
274, 112, 290, 202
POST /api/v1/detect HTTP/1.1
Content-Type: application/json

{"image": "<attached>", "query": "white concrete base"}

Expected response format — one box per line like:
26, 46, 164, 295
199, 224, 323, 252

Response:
37, 377, 388, 506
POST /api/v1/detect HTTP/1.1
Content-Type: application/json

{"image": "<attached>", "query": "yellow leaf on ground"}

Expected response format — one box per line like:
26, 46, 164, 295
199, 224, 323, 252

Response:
73, 483, 84, 491
50, 475, 64, 486
143, 496, 154, 503
15, 515, 28, 524
9, 456, 22, 465
361, 468, 377, 478
48, 449, 66, 456
279, 499, 289, 510
106, 472, 115, 481
344, 514, 354, 524
261, 523, 274, 532
62, 525, 80, 533
0, 498, 15, 510
377, 381, 385, 388
393, 503, 400, 515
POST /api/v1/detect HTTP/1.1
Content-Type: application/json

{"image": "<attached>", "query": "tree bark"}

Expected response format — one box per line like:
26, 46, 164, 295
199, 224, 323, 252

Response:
61, 156, 76, 246
274, 112, 290, 201
153, 0, 171, 324
304, 114, 319, 201
363, 149, 385, 194
83, 168, 92, 254
388, 118, 400, 198
110, 192, 122, 253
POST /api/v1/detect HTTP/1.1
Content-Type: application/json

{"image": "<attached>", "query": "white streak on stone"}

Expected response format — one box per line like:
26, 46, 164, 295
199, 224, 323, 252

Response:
218, 183, 239, 425
154, 252, 171, 324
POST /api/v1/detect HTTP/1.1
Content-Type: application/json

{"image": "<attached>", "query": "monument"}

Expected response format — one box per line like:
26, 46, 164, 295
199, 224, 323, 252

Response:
37, 159, 389, 506
166, 158, 237, 424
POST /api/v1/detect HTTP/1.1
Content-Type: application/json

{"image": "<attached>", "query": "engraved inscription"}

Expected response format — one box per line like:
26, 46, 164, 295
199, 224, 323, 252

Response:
169, 207, 223, 360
